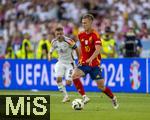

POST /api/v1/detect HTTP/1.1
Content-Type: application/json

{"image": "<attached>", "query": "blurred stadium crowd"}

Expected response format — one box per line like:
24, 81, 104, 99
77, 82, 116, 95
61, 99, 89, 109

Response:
0, 0, 150, 59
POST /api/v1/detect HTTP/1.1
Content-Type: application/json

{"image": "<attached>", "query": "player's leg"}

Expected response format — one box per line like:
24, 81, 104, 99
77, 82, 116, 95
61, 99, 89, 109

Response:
96, 79, 119, 109
96, 79, 114, 98
72, 66, 90, 104
55, 62, 69, 102
65, 63, 74, 86
56, 77, 70, 103
72, 68, 85, 96
90, 66, 119, 109
72, 67, 85, 80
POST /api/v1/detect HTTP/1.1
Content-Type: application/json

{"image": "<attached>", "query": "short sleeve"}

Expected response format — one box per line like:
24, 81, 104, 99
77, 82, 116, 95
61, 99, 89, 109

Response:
67, 39, 77, 49
93, 32, 102, 46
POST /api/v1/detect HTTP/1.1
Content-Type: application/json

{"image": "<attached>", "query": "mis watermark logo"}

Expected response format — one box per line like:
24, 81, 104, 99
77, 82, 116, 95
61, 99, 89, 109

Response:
0, 95, 50, 120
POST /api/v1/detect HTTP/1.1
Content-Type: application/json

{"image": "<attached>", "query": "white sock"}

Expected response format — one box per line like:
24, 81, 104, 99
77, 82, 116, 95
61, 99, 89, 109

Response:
57, 82, 68, 97
82, 95, 87, 98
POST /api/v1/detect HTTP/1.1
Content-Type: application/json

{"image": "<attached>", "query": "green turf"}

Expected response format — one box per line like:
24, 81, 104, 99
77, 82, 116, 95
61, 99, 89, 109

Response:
0, 90, 150, 120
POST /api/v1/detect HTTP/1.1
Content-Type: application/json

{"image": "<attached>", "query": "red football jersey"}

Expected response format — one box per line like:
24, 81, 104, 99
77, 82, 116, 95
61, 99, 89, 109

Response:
78, 29, 102, 67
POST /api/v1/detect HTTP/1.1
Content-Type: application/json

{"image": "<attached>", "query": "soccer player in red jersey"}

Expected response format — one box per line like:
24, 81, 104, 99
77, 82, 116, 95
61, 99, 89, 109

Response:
72, 14, 119, 109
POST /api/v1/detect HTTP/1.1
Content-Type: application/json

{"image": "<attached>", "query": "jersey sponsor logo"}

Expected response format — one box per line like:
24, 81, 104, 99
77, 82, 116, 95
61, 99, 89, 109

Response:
130, 61, 141, 90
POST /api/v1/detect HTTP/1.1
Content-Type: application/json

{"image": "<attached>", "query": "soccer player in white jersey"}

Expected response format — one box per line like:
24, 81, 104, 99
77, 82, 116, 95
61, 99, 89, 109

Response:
48, 26, 81, 103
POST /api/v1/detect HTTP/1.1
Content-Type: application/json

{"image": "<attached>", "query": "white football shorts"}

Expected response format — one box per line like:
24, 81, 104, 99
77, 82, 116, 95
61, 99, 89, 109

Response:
54, 61, 75, 81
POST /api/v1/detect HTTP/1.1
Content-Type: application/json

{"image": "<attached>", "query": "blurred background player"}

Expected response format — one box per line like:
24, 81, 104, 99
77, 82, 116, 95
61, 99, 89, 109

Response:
5, 39, 15, 59
0, 35, 6, 59
36, 32, 59, 59
101, 27, 118, 58
16, 32, 34, 59
36, 32, 50, 59
72, 14, 119, 109
120, 27, 143, 57
48, 26, 86, 103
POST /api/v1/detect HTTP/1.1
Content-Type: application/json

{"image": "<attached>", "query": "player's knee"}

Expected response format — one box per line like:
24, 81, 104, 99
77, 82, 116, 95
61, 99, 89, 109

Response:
72, 74, 80, 80
56, 77, 62, 83
72, 69, 78, 78
72, 74, 76, 79
72, 72, 77, 79
97, 85, 105, 91
72, 70, 82, 80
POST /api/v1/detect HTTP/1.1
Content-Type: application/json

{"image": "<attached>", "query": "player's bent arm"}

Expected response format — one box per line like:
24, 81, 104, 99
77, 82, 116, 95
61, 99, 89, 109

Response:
48, 48, 54, 61
110, 46, 116, 57
75, 47, 81, 61
48, 52, 52, 61
48, 39, 57, 61
89, 45, 101, 61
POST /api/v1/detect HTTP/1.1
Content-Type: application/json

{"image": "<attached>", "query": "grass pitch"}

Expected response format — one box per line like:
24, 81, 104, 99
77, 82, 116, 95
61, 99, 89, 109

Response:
0, 90, 150, 120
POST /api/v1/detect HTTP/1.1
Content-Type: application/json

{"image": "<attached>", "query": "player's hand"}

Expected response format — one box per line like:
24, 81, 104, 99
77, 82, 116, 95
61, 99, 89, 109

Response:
86, 58, 93, 66
48, 54, 51, 61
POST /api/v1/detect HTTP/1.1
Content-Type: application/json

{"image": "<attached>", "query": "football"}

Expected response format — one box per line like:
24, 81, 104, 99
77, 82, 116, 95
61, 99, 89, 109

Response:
72, 99, 84, 110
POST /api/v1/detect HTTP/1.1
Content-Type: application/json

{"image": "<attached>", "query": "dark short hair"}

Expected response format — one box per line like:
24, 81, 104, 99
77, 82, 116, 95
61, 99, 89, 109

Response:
105, 27, 113, 33
82, 14, 94, 21
55, 26, 63, 31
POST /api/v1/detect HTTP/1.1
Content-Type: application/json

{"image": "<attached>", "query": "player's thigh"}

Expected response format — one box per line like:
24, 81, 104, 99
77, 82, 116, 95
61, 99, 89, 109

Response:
72, 67, 85, 79
54, 62, 65, 78
56, 77, 63, 83
65, 63, 74, 81
90, 67, 105, 90
90, 66, 103, 80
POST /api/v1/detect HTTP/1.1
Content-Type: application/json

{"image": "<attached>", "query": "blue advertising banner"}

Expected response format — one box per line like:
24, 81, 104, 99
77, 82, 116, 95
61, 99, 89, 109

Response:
0, 58, 149, 93
148, 59, 150, 93
0, 59, 53, 90
101, 58, 147, 93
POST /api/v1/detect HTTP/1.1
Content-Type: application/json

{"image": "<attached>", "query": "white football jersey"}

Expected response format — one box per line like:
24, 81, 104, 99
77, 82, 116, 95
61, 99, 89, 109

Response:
50, 36, 77, 63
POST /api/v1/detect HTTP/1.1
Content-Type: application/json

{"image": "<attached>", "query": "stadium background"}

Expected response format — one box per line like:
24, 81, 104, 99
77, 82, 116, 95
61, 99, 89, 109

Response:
0, 0, 150, 120
0, 0, 150, 59
0, 0, 150, 92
